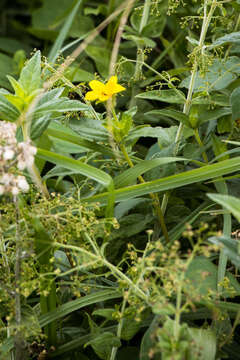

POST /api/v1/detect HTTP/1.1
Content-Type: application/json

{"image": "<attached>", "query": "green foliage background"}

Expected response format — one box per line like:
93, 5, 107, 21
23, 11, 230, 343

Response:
1, 1, 240, 360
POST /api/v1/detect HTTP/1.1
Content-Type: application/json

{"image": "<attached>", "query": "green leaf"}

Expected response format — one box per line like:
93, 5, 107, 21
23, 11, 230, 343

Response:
145, 109, 190, 126
46, 121, 115, 157
69, 12, 94, 38
181, 57, 240, 92
85, 45, 111, 78
19, 50, 42, 94
83, 156, 240, 205
0, 94, 20, 121
208, 236, 240, 269
211, 134, 229, 161
136, 89, 186, 104
37, 148, 112, 187
39, 290, 122, 327
31, 114, 51, 140
34, 98, 88, 115
122, 34, 156, 48
126, 125, 193, 145
207, 193, 240, 222
188, 328, 216, 360
231, 86, 240, 121
86, 332, 121, 360
69, 117, 109, 142
121, 318, 141, 341
211, 31, 240, 47
7, 75, 25, 98
114, 157, 183, 188
185, 256, 240, 297
140, 316, 159, 360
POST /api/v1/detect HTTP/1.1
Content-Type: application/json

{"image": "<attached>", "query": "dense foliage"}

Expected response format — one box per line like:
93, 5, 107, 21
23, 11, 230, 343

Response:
1, 0, 240, 359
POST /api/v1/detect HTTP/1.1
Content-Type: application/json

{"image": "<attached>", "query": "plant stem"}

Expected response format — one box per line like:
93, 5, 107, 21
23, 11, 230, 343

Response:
109, 0, 135, 76
110, 298, 127, 360
111, 102, 169, 242
14, 196, 27, 360
57, 241, 149, 302
175, 0, 218, 152
21, 118, 49, 198
119, 142, 169, 242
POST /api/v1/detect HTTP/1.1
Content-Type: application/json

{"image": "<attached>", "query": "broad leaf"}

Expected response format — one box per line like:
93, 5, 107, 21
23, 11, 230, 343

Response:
19, 50, 42, 94
136, 89, 186, 104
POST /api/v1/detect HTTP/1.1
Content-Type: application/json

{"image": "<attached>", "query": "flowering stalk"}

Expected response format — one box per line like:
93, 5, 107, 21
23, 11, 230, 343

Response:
111, 107, 169, 242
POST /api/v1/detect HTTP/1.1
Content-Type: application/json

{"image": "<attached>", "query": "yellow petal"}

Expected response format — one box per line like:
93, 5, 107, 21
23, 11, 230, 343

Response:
106, 76, 118, 87
85, 91, 99, 101
89, 80, 105, 91
112, 83, 126, 94
98, 93, 111, 102
105, 76, 125, 95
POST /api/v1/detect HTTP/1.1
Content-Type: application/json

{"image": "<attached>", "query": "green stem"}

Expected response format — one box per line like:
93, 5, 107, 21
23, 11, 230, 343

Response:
194, 128, 209, 163
215, 180, 231, 295
175, 0, 218, 152
21, 122, 49, 198
110, 298, 127, 360
111, 106, 169, 242
119, 142, 169, 242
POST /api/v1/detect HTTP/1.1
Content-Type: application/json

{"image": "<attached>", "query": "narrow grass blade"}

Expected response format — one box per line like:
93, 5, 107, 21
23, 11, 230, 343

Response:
48, 0, 83, 63
83, 157, 240, 205
39, 290, 122, 328
37, 148, 113, 187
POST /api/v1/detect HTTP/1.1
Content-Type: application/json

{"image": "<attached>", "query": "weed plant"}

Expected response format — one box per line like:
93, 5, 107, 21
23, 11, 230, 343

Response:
1, 0, 240, 359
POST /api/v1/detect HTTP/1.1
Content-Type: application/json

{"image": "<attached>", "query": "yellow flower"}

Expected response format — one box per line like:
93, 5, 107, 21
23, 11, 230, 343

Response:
85, 76, 126, 102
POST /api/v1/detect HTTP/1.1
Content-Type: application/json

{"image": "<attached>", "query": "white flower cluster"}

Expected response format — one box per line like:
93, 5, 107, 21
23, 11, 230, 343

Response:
0, 121, 37, 196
